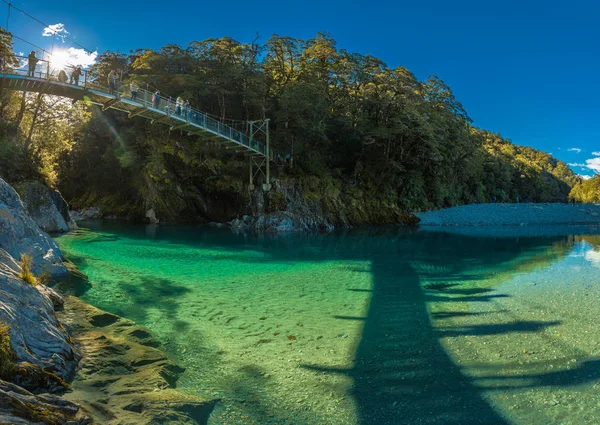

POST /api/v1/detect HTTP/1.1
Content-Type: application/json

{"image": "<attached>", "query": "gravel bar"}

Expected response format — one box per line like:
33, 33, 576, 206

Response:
415, 203, 600, 226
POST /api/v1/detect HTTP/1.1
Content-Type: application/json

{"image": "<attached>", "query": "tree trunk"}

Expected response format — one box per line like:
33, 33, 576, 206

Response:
25, 92, 44, 153
14, 91, 27, 132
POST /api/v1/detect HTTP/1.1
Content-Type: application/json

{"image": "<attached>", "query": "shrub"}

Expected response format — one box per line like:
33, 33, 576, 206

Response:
0, 321, 15, 378
18, 254, 37, 286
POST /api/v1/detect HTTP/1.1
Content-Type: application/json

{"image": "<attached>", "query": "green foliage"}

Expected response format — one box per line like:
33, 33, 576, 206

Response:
0, 30, 581, 221
570, 175, 600, 202
18, 254, 37, 286
0, 321, 15, 378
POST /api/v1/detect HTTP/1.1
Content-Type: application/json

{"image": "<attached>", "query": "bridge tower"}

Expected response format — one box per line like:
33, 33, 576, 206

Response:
248, 119, 271, 192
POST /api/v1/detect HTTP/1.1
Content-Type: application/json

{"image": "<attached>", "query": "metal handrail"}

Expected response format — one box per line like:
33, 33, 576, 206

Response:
0, 54, 267, 156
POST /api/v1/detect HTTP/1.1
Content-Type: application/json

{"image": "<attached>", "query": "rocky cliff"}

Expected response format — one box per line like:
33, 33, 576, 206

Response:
0, 177, 86, 423
0, 177, 214, 424
0, 178, 68, 276
68, 175, 419, 232
232, 177, 419, 233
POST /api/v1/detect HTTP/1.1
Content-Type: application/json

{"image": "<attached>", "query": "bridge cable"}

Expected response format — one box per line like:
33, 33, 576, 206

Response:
0, 2, 265, 133
5, 1, 9, 30
0, 0, 95, 54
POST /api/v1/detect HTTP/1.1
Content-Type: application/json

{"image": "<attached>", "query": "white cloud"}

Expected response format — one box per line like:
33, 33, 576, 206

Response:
593, 152, 600, 156
42, 23, 70, 41
568, 163, 586, 167
580, 174, 592, 180
65, 48, 97, 68
586, 157, 600, 173
568, 148, 582, 153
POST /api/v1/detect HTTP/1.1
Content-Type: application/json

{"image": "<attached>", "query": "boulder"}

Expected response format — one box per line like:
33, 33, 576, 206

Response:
0, 178, 68, 277
69, 207, 102, 222
145, 208, 159, 224
14, 181, 76, 233
0, 249, 78, 381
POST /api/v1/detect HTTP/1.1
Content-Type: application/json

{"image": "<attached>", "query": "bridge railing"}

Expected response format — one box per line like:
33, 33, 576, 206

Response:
0, 54, 267, 156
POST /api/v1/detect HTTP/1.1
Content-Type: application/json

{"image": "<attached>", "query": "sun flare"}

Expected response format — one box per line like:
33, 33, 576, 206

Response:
49, 50, 73, 71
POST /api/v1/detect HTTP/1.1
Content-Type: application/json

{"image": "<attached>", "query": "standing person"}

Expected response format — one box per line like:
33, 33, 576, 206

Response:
107, 70, 118, 95
58, 69, 68, 83
152, 90, 161, 109
183, 100, 190, 119
27, 51, 39, 77
130, 80, 140, 101
70, 66, 82, 85
175, 97, 182, 115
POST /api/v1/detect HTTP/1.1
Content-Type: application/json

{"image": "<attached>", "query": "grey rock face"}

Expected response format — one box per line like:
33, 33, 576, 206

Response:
0, 178, 68, 277
0, 380, 89, 424
69, 206, 102, 222
0, 249, 77, 380
15, 181, 76, 233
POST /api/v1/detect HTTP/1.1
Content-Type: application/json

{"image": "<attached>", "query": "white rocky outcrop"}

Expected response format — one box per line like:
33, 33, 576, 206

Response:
0, 178, 68, 276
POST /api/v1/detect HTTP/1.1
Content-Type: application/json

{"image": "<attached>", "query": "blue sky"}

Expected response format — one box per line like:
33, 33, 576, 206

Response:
4, 0, 600, 177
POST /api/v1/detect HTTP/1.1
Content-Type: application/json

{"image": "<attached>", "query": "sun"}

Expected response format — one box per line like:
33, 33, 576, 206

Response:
49, 50, 73, 71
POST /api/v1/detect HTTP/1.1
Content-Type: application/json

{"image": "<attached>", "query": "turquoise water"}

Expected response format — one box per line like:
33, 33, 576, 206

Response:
56, 222, 600, 424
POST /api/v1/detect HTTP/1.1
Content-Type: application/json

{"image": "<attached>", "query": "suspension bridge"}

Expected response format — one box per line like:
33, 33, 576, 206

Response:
0, 30, 272, 190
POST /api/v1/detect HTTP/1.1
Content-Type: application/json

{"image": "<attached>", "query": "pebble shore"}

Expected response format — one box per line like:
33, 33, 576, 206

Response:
415, 203, 600, 226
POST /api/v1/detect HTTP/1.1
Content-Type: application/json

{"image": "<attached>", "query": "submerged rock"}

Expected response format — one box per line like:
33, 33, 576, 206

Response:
1, 176, 212, 424
58, 297, 216, 425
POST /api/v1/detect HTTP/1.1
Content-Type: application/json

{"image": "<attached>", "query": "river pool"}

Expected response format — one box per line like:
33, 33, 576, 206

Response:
55, 222, 600, 425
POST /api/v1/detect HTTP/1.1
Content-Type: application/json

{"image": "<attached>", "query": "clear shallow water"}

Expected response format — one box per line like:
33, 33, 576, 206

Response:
55, 222, 600, 425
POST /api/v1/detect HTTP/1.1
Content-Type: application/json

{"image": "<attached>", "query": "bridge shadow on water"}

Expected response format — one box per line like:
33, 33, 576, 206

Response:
58, 222, 600, 424
306, 256, 513, 425
298, 229, 585, 425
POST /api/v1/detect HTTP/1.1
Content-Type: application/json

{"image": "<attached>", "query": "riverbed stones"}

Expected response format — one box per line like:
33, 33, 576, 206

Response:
58, 296, 216, 424
416, 202, 600, 226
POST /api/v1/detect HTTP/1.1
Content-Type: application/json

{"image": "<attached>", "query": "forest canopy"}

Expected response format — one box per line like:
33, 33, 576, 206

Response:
0, 29, 583, 219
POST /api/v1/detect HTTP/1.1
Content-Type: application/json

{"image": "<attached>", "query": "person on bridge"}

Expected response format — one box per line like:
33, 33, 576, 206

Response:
70, 66, 82, 85
58, 69, 68, 83
184, 100, 191, 120
175, 97, 183, 115
107, 70, 118, 95
152, 90, 161, 109
27, 51, 39, 77
130, 81, 139, 101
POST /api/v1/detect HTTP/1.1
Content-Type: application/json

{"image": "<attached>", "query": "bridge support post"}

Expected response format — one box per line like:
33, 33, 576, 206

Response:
248, 155, 254, 191
263, 118, 271, 192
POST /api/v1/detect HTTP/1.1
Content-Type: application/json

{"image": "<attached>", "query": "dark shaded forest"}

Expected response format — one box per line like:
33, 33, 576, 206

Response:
0, 28, 581, 221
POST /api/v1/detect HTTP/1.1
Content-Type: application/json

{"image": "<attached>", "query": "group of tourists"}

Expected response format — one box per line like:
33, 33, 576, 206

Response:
149, 90, 196, 121
27, 50, 83, 85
